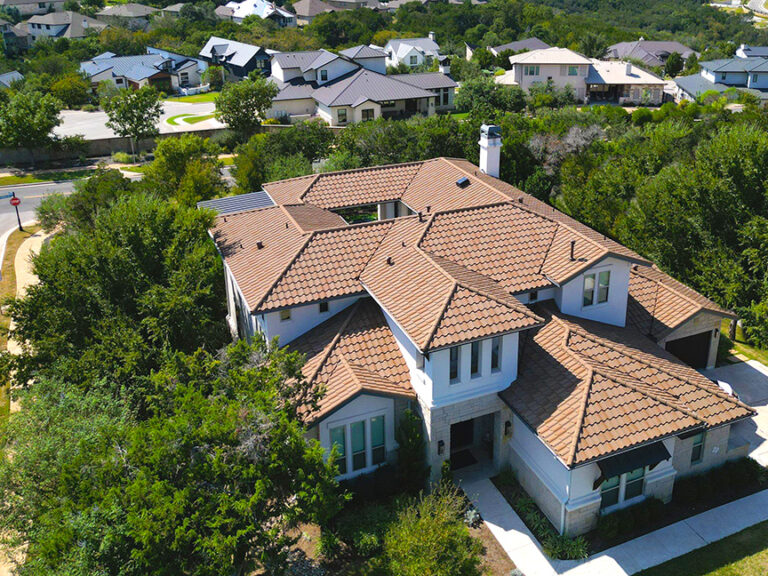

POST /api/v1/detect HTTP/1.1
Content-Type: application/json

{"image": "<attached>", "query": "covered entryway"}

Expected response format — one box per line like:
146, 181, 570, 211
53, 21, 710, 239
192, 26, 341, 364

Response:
450, 414, 494, 471
665, 331, 711, 368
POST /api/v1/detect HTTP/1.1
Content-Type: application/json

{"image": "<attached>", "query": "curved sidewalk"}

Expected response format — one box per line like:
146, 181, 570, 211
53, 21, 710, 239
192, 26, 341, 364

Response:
461, 476, 768, 576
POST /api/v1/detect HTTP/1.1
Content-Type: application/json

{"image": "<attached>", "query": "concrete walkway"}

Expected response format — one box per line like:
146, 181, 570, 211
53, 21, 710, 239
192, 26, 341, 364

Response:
461, 477, 768, 576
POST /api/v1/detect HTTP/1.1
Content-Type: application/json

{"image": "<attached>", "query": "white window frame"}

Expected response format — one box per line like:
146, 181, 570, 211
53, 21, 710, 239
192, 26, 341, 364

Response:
470, 340, 481, 378
582, 268, 611, 308
690, 431, 706, 465
524, 65, 540, 77
491, 336, 502, 373
327, 412, 388, 479
449, 345, 460, 384
600, 467, 646, 512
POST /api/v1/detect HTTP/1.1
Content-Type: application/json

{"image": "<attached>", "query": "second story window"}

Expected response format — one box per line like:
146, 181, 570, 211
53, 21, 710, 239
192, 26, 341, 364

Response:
280, 309, 291, 322
319, 301, 329, 313
568, 65, 579, 76
583, 270, 611, 307
320, 69, 328, 81
449, 346, 460, 382
524, 65, 540, 76
470, 341, 480, 377
491, 336, 501, 372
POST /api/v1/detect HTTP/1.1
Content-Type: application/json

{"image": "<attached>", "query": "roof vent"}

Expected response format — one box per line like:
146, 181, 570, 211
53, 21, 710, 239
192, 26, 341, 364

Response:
518, 197, 524, 203
456, 176, 470, 188
570, 240, 576, 261
426, 205, 431, 213
386, 256, 394, 266
256, 241, 264, 249
418, 211, 424, 221
285, 222, 289, 229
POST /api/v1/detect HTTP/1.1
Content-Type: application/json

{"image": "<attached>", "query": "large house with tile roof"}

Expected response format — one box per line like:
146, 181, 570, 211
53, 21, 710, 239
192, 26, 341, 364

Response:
207, 126, 753, 536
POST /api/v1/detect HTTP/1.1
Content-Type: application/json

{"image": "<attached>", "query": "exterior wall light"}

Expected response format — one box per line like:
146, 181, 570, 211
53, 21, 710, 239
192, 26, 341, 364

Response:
504, 420, 512, 436
438, 440, 445, 455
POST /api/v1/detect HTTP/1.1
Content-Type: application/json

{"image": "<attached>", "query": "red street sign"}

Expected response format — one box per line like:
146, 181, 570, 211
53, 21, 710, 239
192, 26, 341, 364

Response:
10, 197, 20, 206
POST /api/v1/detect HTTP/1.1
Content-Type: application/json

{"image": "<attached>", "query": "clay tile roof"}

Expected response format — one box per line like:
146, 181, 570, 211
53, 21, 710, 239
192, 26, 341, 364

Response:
280, 204, 347, 233
500, 303, 753, 467
628, 265, 737, 339
360, 217, 543, 351
260, 220, 394, 312
263, 174, 319, 205
290, 298, 416, 423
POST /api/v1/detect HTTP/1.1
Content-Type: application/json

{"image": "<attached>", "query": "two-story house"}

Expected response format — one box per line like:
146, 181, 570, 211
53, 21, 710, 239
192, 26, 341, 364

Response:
224, 0, 296, 26
22, 10, 106, 41
674, 57, 768, 105
384, 33, 442, 69
199, 36, 275, 80
267, 47, 456, 124
207, 126, 753, 537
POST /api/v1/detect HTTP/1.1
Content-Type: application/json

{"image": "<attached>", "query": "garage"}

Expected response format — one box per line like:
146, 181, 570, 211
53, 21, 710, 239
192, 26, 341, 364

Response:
665, 330, 712, 369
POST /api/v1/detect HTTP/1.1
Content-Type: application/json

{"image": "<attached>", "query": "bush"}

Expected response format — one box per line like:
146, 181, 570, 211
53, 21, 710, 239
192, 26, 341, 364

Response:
673, 458, 765, 506
339, 464, 399, 502
111, 151, 132, 164
395, 409, 429, 494
316, 530, 342, 562
262, 117, 281, 125
383, 484, 483, 576
332, 498, 400, 557
82, 104, 98, 112
208, 129, 240, 153
596, 497, 665, 542
631, 107, 653, 126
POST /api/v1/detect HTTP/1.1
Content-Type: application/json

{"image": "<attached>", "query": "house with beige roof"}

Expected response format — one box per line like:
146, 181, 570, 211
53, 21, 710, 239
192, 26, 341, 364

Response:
207, 126, 753, 536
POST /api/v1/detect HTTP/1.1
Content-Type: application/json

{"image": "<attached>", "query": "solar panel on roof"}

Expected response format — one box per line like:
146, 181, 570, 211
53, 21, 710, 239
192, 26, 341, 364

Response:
197, 190, 274, 215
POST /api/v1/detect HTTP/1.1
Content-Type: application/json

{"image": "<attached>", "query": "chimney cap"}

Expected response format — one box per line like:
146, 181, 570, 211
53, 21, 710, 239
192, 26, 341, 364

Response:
480, 124, 502, 138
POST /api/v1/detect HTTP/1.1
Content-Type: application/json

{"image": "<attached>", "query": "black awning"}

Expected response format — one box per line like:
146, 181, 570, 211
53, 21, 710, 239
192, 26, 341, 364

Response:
597, 441, 671, 480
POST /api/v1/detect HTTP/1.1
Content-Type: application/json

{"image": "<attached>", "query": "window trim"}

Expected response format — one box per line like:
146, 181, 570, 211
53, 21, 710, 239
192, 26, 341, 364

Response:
568, 65, 579, 76
582, 268, 611, 308
600, 467, 646, 511
320, 68, 328, 82
279, 309, 291, 322
470, 340, 481, 378
327, 412, 388, 479
361, 108, 375, 122
449, 345, 460, 383
690, 431, 705, 465
491, 336, 502, 372
337, 108, 347, 123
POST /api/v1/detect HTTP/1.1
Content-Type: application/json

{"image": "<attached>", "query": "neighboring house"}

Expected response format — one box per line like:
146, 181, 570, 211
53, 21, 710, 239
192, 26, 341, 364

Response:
0, 69, 22, 88
0, 17, 30, 54
214, 5, 234, 20
96, 3, 158, 30
496, 47, 592, 101
386, 0, 483, 11
268, 47, 456, 124
736, 44, 768, 59
199, 36, 274, 79
671, 57, 768, 105
606, 38, 698, 69
291, 0, 335, 25
0, 0, 64, 16
161, 2, 186, 18
224, 0, 296, 26
22, 11, 106, 41
585, 60, 665, 105
325, 0, 383, 9
208, 125, 753, 538
384, 33, 441, 68
488, 37, 549, 57
80, 50, 204, 92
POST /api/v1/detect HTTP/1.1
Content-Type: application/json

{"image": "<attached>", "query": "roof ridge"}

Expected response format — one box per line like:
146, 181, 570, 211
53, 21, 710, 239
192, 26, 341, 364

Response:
278, 204, 312, 235
422, 281, 459, 351
296, 174, 322, 201
252, 232, 315, 313
440, 158, 515, 203
303, 159, 426, 182
325, 67, 366, 106
413, 200, 513, 249
632, 265, 723, 315
559, 323, 592, 466
305, 301, 361, 385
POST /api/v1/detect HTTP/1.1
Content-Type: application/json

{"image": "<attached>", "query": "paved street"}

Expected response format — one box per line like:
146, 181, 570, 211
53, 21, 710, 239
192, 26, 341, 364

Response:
55, 100, 224, 140
0, 181, 72, 236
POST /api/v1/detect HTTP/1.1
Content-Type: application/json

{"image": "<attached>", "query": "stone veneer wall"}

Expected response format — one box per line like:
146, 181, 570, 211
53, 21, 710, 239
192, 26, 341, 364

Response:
564, 500, 600, 536
507, 444, 564, 533
672, 425, 735, 478
420, 393, 510, 481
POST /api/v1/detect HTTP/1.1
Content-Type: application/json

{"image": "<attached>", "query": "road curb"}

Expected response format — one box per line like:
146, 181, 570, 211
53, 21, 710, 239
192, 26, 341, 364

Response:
0, 220, 38, 281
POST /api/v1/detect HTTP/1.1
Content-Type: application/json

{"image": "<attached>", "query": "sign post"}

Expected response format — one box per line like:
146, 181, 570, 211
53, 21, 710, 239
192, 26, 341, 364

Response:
10, 193, 21, 231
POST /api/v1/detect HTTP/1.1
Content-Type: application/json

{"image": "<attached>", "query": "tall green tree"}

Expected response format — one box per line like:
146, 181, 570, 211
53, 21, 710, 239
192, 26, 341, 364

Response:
214, 76, 279, 140
102, 86, 163, 160
0, 91, 62, 164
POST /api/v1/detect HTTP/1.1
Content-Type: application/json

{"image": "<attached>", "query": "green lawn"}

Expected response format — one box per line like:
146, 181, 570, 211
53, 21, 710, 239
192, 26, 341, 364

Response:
451, 112, 470, 120
719, 319, 768, 365
166, 113, 192, 126
123, 165, 147, 173
220, 156, 235, 166
184, 113, 215, 124
639, 521, 768, 576
165, 91, 219, 104
0, 169, 94, 186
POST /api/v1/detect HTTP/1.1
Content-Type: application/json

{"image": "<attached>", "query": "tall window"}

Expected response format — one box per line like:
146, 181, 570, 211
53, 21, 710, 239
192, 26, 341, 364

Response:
320, 69, 328, 81
449, 346, 460, 382
362, 108, 374, 121
371, 416, 385, 464
351, 420, 366, 471
491, 336, 501, 372
624, 467, 645, 500
583, 273, 595, 307
600, 475, 620, 508
441, 88, 449, 106
337, 109, 347, 123
568, 65, 579, 76
600, 468, 646, 509
409, 55, 417, 65
330, 426, 347, 475
597, 270, 611, 304
691, 431, 705, 464
470, 341, 480, 376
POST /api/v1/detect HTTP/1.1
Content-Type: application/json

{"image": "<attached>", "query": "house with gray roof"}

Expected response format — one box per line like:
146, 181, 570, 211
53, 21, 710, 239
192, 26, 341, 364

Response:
96, 3, 158, 30
80, 49, 205, 92
384, 33, 442, 69
671, 58, 768, 105
223, 0, 295, 26
0, 0, 64, 17
0, 17, 30, 54
736, 44, 768, 59
291, 0, 335, 26
606, 39, 697, 69
199, 36, 275, 79
22, 11, 106, 41
489, 37, 549, 57
268, 47, 456, 124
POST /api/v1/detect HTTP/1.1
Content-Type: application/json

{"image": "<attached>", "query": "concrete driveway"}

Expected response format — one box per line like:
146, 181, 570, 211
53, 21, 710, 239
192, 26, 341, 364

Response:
702, 360, 768, 465
55, 101, 224, 140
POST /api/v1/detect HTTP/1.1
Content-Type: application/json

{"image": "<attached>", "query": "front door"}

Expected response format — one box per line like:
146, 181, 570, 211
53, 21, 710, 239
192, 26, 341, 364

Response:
451, 419, 474, 452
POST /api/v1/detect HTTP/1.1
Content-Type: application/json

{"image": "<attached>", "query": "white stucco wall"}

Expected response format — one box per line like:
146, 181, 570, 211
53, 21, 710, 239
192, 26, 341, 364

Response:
555, 257, 631, 327
512, 63, 588, 100
269, 98, 316, 119
429, 333, 519, 408
257, 295, 360, 346
313, 58, 358, 85
380, 306, 434, 406
272, 62, 302, 83
514, 287, 557, 305
355, 57, 386, 74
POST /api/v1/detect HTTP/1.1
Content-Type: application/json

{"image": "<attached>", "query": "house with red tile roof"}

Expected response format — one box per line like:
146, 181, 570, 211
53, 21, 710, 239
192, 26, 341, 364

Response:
206, 125, 753, 536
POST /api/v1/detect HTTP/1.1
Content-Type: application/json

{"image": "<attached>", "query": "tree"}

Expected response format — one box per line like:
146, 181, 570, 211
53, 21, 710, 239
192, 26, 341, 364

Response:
0, 91, 62, 164
579, 32, 608, 58
50, 72, 91, 108
202, 65, 225, 91
383, 484, 484, 576
265, 153, 312, 181
141, 133, 225, 205
102, 86, 163, 160
0, 339, 344, 575
214, 75, 279, 140
664, 52, 684, 77
395, 409, 428, 493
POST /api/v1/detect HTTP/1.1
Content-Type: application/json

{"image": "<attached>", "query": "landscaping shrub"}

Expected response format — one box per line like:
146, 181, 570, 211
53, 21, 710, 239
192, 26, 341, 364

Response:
208, 129, 240, 152
395, 409, 429, 494
340, 463, 399, 502
316, 529, 342, 562
383, 483, 484, 576
596, 497, 664, 542
333, 498, 399, 557
111, 151, 132, 164
672, 458, 765, 506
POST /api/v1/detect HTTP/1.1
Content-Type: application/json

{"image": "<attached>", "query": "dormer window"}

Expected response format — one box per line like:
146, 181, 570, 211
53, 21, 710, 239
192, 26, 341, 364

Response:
320, 69, 327, 81
583, 270, 611, 307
